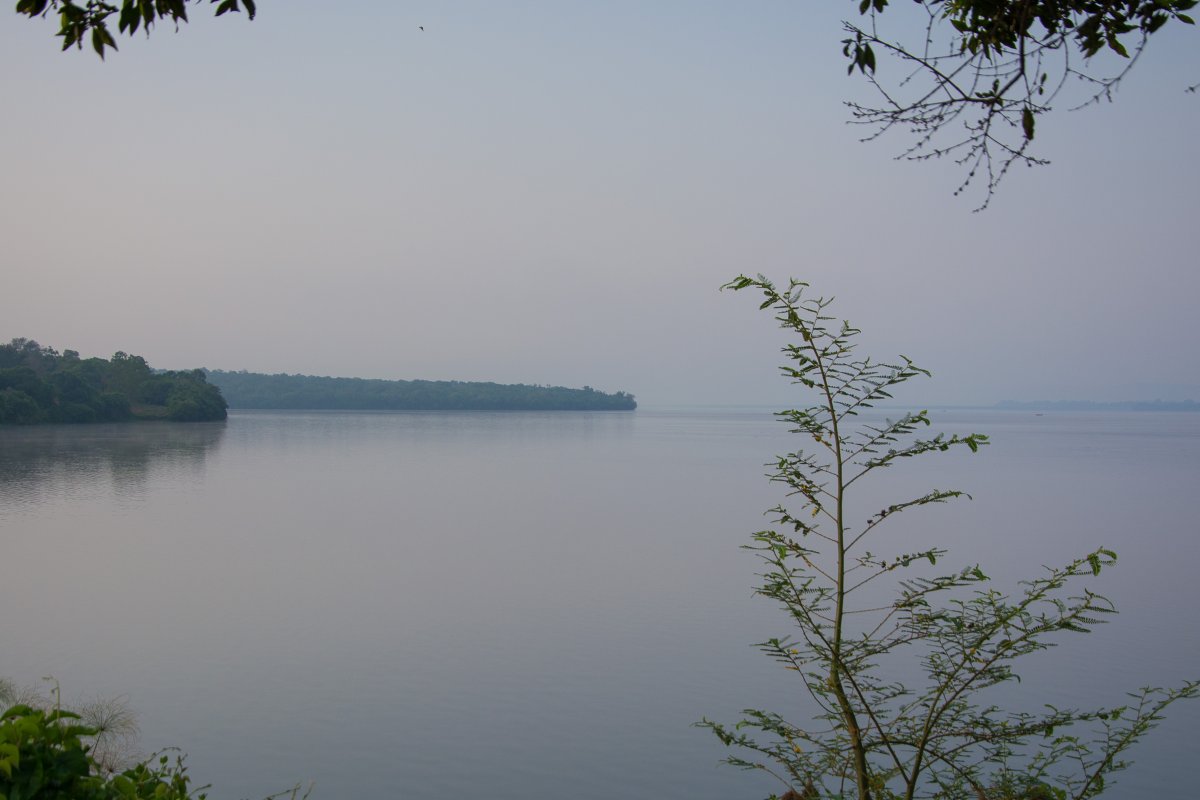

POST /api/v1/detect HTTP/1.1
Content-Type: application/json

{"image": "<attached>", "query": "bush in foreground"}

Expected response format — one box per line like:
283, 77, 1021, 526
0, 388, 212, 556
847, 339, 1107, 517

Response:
0, 680, 308, 800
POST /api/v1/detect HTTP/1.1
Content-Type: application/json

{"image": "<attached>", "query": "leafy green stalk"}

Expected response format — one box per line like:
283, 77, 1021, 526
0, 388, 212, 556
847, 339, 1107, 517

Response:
699, 275, 1198, 800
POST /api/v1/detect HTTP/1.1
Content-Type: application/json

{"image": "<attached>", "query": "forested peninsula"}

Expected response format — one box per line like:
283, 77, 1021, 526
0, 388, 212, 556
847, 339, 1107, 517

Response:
206, 370, 637, 411
0, 339, 227, 424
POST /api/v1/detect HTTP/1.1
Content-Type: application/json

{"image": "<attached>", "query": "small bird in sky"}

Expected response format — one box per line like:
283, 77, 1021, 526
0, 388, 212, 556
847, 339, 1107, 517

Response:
419, 26, 424, 31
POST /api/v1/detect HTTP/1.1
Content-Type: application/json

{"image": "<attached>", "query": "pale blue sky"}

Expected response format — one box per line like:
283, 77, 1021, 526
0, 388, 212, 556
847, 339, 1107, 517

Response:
2, 2, 1197, 405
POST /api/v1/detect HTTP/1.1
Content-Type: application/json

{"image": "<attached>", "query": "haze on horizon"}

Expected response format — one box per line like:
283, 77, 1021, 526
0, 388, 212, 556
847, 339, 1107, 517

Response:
3, 2, 1197, 407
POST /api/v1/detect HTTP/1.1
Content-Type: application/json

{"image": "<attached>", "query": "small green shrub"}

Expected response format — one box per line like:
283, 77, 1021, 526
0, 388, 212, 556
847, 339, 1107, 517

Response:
0, 703, 203, 800
0, 680, 311, 800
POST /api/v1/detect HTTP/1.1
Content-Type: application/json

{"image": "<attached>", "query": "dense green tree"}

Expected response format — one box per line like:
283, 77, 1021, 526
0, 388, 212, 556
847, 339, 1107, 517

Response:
0, 339, 225, 424
51, 370, 100, 405
163, 370, 230, 420
107, 351, 153, 399
0, 387, 44, 424
0, 365, 56, 408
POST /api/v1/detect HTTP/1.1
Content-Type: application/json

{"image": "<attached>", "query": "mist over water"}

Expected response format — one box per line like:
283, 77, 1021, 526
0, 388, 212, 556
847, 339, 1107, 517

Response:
2, 409, 1197, 799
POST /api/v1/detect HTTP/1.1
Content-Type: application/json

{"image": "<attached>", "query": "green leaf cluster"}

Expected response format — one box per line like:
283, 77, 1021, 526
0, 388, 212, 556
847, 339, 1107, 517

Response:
0, 704, 203, 800
14, 0, 256, 59
700, 276, 1198, 800
854, 1, 1196, 63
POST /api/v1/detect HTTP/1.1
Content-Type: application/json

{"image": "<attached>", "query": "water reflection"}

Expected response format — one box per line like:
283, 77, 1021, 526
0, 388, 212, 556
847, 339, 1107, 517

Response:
1, 410, 1196, 800
0, 421, 226, 511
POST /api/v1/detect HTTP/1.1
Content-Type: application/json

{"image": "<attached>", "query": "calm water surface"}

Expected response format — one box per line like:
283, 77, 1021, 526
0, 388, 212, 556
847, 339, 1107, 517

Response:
1, 409, 1197, 799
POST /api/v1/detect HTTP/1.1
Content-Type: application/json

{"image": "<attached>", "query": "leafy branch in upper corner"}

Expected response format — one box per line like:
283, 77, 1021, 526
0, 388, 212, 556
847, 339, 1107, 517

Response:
698, 275, 1198, 800
14, 0, 256, 59
842, 1, 1197, 209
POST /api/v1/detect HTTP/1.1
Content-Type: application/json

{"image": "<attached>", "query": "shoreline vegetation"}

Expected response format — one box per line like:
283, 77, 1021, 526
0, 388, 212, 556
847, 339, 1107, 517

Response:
3, 336, 1187, 422
0, 339, 227, 425
0, 340, 636, 426
205, 370, 637, 412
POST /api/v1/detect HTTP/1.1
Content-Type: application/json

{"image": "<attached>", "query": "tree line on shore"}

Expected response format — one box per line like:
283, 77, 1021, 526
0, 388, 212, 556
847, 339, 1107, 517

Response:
0, 338, 228, 424
0, 338, 635, 424
205, 370, 637, 411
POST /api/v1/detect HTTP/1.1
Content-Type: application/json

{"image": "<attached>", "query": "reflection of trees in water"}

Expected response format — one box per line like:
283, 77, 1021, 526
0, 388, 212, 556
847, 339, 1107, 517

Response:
0, 422, 225, 508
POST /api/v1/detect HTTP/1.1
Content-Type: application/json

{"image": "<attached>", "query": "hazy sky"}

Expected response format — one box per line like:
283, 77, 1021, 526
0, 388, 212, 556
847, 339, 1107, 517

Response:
2, 2, 1197, 406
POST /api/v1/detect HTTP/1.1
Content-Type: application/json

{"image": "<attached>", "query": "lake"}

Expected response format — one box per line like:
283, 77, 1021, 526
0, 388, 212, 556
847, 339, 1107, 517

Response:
2, 408, 1197, 799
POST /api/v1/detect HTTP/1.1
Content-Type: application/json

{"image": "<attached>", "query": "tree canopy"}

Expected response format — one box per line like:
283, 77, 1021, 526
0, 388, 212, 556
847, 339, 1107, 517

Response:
15, 1, 1195, 205
844, 1, 1197, 206
0, 338, 227, 424
14, 0, 255, 58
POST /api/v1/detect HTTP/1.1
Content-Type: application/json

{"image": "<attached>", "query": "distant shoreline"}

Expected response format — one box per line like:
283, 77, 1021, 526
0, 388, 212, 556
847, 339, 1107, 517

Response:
205, 370, 636, 412
993, 399, 1200, 412
632, 401, 1200, 413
